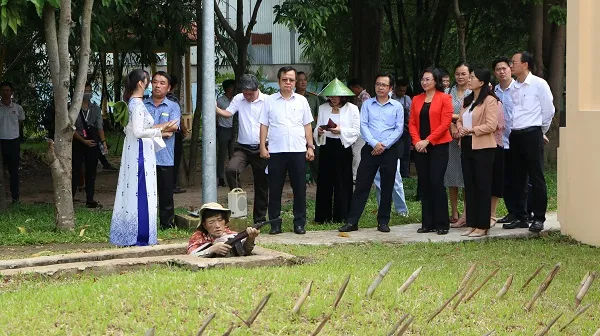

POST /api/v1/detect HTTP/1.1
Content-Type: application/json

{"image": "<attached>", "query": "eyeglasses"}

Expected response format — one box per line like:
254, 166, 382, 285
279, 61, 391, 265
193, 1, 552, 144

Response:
420, 78, 434, 83
375, 82, 390, 88
281, 78, 296, 83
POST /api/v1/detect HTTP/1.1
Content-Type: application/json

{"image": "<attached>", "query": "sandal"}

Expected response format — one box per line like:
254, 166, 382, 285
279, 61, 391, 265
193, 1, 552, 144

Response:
449, 215, 459, 224
450, 217, 467, 228
490, 217, 497, 228
468, 229, 489, 238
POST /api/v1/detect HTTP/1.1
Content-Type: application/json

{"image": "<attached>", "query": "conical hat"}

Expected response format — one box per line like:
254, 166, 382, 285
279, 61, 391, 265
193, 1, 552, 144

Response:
319, 78, 355, 97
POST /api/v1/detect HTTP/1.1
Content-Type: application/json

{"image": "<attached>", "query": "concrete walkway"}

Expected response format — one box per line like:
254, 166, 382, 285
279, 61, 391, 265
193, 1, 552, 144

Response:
256, 213, 560, 245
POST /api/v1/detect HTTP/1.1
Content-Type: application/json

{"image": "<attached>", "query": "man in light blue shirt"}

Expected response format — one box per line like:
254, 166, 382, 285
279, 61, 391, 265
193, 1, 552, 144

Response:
144, 71, 181, 230
339, 73, 403, 233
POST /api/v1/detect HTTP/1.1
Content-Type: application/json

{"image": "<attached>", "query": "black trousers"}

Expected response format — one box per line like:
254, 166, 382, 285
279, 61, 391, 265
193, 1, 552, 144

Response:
226, 144, 268, 223
267, 152, 306, 229
156, 165, 175, 229
504, 149, 535, 216
173, 131, 183, 186
399, 134, 411, 177
1, 138, 20, 201
314, 138, 353, 223
506, 127, 547, 222
461, 137, 495, 230
346, 143, 398, 226
216, 126, 233, 179
72, 140, 99, 202
414, 142, 450, 230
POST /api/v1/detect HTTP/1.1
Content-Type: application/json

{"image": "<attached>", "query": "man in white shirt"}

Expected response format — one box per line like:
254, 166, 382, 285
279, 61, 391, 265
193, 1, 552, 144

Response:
0, 81, 25, 203
216, 74, 268, 224
216, 79, 235, 187
259, 66, 315, 235
502, 51, 555, 233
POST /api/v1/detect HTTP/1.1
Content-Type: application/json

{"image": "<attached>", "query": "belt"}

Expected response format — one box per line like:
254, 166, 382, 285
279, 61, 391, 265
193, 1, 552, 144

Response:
238, 143, 266, 150
511, 126, 541, 135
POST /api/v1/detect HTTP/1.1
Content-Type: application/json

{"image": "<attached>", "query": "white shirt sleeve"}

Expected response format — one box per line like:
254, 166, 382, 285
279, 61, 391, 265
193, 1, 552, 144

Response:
225, 95, 240, 115
314, 105, 327, 146
17, 105, 25, 121
259, 96, 270, 126
132, 104, 161, 139
538, 79, 555, 134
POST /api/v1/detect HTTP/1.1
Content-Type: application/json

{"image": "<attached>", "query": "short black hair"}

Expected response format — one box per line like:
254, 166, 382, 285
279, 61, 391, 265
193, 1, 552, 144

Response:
397, 78, 409, 87
492, 57, 512, 70
420, 67, 445, 92
516, 51, 535, 71
297, 71, 307, 78
152, 71, 172, 85
375, 72, 395, 88
85, 81, 92, 88
277, 66, 296, 79
222, 79, 236, 91
347, 78, 363, 88
0, 81, 15, 91
454, 61, 471, 73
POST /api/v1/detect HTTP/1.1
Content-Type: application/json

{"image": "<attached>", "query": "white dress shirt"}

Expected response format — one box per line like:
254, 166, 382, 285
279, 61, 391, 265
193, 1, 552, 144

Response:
225, 91, 267, 145
313, 102, 360, 147
510, 72, 555, 134
259, 92, 313, 153
0, 100, 25, 140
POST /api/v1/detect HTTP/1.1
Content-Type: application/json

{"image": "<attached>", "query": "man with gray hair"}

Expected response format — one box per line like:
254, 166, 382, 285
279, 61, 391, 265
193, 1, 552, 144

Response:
216, 74, 268, 223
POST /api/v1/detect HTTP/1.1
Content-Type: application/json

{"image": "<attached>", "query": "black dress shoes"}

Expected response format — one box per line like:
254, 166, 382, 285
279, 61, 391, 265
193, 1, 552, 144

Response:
269, 226, 282, 235
502, 219, 530, 229
417, 228, 436, 233
294, 226, 306, 234
529, 220, 544, 232
338, 223, 358, 232
497, 214, 516, 224
377, 224, 390, 232
437, 229, 449, 235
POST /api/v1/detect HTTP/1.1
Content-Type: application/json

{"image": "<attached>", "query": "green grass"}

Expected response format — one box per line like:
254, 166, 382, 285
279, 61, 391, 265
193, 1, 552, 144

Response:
0, 234, 597, 335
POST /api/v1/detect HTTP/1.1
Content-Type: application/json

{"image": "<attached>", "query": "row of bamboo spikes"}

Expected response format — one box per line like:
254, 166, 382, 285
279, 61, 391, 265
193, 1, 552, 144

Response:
144, 262, 598, 336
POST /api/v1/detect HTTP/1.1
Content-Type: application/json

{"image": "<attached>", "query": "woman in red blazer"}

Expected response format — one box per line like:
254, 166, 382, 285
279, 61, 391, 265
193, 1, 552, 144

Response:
408, 67, 454, 235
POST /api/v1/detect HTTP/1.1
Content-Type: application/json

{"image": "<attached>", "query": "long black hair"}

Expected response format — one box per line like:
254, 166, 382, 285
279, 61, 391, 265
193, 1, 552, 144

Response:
123, 69, 149, 101
463, 68, 499, 109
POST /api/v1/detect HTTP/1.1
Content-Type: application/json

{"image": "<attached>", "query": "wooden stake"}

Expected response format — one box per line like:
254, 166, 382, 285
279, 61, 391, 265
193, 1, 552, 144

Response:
427, 287, 464, 323
521, 264, 544, 291
496, 274, 514, 299
535, 313, 562, 336
222, 325, 235, 336
196, 313, 216, 336
576, 271, 590, 296
395, 316, 414, 335
559, 304, 592, 332
482, 332, 495, 336
575, 272, 596, 310
144, 327, 155, 336
387, 313, 409, 336
245, 293, 272, 327
366, 261, 393, 298
458, 263, 478, 290
292, 281, 313, 314
593, 327, 600, 336
525, 263, 561, 312
399, 267, 423, 294
310, 313, 332, 336
464, 268, 500, 303
333, 274, 351, 310
453, 276, 476, 311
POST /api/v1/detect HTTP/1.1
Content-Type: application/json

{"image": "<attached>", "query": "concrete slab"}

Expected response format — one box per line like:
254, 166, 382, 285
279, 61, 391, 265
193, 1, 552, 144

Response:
255, 213, 560, 246
0, 247, 297, 279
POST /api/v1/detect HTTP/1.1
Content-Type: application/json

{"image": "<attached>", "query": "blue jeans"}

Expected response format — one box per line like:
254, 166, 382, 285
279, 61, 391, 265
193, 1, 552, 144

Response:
374, 159, 408, 214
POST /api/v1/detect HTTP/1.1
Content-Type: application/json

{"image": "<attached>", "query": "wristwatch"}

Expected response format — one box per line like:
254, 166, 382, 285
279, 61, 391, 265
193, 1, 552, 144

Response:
307, 144, 316, 150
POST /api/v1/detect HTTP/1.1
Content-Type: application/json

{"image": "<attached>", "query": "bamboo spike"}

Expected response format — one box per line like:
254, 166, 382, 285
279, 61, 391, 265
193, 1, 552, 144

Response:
333, 274, 351, 310
196, 313, 216, 336
387, 313, 409, 336
525, 263, 561, 312
482, 332, 495, 336
310, 313, 332, 336
366, 261, 393, 298
292, 281, 313, 314
399, 267, 423, 294
575, 272, 596, 310
464, 268, 500, 303
245, 293, 272, 327
144, 327, 155, 336
593, 327, 600, 336
458, 263, 478, 290
395, 316, 414, 336
559, 304, 592, 332
496, 274, 514, 299
576, 272, 590, 296
222, 325, 236, 336
427, 287, 464, 323
453, 275, 476, 311
521, 264, 545, 291
535, 313, 562, 336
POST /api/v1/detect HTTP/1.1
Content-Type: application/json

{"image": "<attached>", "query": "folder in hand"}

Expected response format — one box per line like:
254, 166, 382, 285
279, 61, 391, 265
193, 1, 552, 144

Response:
319, 118, 338, 131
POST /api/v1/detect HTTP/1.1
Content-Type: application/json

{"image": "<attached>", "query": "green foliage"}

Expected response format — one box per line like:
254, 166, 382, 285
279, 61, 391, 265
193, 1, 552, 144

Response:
548, 4, 567, 25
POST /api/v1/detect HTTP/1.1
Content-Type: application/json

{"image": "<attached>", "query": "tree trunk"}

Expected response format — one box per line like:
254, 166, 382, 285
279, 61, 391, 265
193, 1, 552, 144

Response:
350, 0, 383, 95
528, 1, 544, 77
0, 41, 6, 210
384, 0, 399, 76
544, 22, 565, 165
188, 0, 203, 186
542, 0, 554, 68
453, 0, 467, 62
113, 51, 122, 102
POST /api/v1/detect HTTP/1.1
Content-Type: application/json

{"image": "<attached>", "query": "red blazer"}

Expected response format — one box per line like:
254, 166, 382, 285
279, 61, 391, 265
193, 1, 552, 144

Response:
409, 91, 453, 146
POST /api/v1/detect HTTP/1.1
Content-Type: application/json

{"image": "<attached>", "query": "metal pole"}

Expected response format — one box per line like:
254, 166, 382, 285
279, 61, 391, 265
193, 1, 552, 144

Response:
201, 0, 217, 202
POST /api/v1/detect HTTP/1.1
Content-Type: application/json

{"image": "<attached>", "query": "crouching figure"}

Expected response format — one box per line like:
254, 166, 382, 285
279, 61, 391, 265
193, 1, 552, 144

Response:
187, 202, 260, 257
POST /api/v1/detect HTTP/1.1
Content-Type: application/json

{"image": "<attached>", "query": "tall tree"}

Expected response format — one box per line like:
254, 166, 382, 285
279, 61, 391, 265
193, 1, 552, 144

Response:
350, 0, 383, 95
214, 0, 263, 82
453, 0, 467, 62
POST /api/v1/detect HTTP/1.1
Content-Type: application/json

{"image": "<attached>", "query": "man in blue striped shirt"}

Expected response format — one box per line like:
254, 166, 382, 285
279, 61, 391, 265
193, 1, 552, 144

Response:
339, 73, 404, 233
